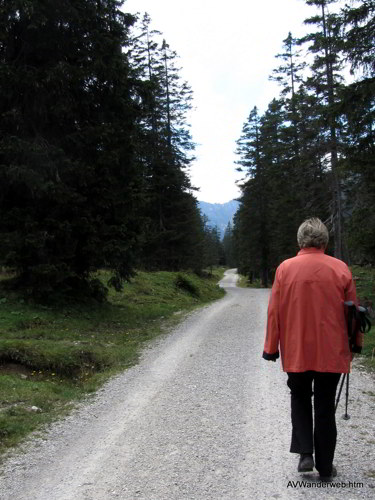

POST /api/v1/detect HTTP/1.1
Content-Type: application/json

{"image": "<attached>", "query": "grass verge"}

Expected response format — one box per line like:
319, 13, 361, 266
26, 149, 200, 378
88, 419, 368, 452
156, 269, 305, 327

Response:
352, 266, 375, 372
0, 268, 226, 455
236, 275, 263, 289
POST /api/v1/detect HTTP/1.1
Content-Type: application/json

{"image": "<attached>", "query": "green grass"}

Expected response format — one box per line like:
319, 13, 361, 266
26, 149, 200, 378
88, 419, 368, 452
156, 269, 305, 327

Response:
0, 268, 226, 454
351, 265, 375, 372
236, 274, 263, 289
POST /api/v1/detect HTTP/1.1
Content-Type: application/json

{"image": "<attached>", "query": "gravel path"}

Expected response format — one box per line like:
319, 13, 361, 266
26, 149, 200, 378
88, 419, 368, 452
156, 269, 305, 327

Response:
0, 269, 374, 499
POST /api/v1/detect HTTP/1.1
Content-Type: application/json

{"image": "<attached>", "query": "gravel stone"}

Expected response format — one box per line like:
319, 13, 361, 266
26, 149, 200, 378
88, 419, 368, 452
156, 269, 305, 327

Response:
0, 269, 374, 499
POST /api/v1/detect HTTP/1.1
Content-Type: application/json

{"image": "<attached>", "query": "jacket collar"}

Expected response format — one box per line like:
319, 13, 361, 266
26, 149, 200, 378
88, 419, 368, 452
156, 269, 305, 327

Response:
297, 247, 325, 256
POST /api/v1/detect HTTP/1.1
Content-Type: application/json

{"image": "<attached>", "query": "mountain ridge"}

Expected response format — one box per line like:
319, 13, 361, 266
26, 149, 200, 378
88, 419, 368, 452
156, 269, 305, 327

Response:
198, 200, 240, 237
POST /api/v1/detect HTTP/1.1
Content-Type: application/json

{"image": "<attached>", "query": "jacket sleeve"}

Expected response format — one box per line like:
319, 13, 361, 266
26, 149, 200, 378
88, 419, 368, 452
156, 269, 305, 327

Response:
262, 266, 281, 361
345, 269, 357, 304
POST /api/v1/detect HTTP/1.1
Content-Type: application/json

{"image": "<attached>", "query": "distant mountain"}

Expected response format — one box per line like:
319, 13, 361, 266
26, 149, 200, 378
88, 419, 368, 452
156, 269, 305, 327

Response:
198, 200, 240, 237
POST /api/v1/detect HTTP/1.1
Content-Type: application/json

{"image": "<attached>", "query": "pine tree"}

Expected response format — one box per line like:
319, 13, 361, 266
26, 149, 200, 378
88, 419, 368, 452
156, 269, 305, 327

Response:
270, 33, 331, 235
128, 14, 201, 272
202, 223, 223, 273
0, 0, 142, 298
233, 184, 263, 283
340, 0, 375, 75
223, 222, 236, 268
270, 32, 307, 104
299, 0, 347, 260
340, 79, 375, 263
234, 104, 276, 286
234, 107, 263, 281
233, 0, 375, 270
338, 0, 375, 263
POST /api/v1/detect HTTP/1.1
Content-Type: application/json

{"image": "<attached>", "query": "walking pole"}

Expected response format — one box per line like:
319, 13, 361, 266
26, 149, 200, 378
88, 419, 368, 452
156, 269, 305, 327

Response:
343, 373, 350, 420
335, 373, 346, 412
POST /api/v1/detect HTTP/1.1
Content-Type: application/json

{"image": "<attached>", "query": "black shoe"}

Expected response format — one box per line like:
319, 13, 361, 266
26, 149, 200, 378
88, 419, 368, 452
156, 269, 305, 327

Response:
298, 453, 314, 472
320, 465, 337, 482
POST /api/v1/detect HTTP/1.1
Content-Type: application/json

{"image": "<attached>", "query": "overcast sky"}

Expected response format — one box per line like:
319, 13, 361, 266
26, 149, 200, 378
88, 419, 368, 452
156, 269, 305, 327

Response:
123, 0, 316, 203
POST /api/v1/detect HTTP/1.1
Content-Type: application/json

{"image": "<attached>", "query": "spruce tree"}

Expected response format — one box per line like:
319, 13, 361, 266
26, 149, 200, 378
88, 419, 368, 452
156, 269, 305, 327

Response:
235, 104, 274, 286
270, 33, 331, 235
223, 222, 236, 268
129, 14, 202, 272
340, 0, 375, 75
338, 0, 375, 263
233, 0, 375, 270
0, 0, 142, 298
202, 224, 223, 273
299, 0, 347, 260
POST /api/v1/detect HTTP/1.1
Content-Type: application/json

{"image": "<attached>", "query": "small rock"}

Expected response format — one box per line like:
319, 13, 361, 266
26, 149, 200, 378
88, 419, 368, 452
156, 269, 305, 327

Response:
30, 406, 42, 413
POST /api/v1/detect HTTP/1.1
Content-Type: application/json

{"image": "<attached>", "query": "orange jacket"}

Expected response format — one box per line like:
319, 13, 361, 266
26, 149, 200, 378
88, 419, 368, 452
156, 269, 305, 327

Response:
263, 248, 357, 373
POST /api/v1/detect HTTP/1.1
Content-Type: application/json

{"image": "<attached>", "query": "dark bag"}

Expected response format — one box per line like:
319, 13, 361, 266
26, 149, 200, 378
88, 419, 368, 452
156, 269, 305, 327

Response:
344, 301, 372, 353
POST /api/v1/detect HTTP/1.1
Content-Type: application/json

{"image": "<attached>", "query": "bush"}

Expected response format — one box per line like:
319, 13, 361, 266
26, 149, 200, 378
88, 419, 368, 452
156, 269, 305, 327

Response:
175, 274, 200, 297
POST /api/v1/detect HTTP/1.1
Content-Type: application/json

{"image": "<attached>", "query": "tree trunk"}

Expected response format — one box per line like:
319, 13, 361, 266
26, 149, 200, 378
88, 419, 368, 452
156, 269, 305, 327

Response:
321, 2, 345, 261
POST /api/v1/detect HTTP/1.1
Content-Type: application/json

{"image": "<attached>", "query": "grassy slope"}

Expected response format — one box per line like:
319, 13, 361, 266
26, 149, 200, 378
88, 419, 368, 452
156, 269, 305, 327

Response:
0, 269, 225, 453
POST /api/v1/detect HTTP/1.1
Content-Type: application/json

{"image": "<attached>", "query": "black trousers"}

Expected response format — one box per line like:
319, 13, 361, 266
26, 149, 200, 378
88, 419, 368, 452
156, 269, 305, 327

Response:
287, 371, 341, 476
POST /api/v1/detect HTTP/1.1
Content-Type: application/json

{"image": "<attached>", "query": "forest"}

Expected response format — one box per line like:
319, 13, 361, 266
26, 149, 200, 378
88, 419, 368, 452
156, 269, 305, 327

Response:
0, 0, 374, 299
0, 0, 223, 300
233, 0, 375, 286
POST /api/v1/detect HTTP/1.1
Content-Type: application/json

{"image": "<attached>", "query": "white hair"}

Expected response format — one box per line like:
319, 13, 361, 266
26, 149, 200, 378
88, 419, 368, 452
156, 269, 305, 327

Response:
297, 218, 329, 249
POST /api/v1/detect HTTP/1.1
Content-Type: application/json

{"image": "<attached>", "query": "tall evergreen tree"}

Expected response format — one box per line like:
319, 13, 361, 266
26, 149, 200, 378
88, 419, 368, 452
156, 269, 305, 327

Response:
270, 32, 306, 103
222, 222, 236, 268
235, 101, 287, 285
0, 0, 142, 297
338, 0, 375, 263
340, 0, 375, 75
270, 33, 331, 233
234, 92, 331, 281
299, 0, 347, 260
129, 14, 202, 272
234, 106, 267, 283
202, 223, 223, 273
233, 0, 375, 271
